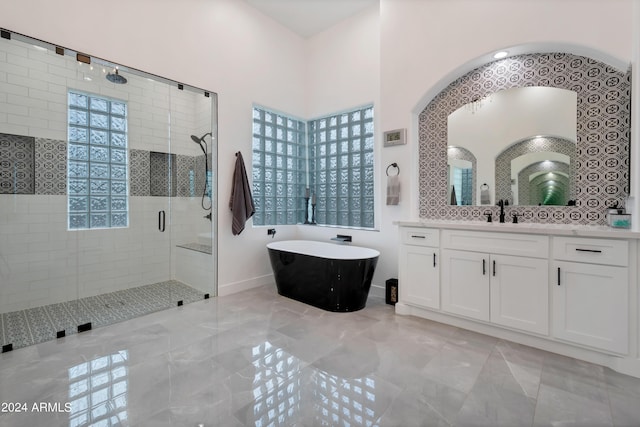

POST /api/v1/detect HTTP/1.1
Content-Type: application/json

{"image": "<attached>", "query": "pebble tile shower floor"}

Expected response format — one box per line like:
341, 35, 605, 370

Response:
1, 285, 640, 426
0, 280, 205, 350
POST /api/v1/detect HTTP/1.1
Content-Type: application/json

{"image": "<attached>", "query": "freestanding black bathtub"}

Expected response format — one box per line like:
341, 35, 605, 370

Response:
267, 240, 379, 312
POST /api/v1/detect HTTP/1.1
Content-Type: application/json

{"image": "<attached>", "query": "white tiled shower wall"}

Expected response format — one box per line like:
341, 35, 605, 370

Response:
0, 36, 215, 313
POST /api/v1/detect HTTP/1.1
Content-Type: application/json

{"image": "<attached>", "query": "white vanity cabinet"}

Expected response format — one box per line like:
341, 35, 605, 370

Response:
398, 227, 440, 309
552, 237, 629, 354
441, 230, 549, 335
396, 222, 640, 378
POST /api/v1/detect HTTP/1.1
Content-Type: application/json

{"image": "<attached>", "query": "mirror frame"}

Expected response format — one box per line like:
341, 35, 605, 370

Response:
418, 52, 631, 224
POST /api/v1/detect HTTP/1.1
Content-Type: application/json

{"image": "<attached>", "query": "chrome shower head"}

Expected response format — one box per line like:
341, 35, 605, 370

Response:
191, 134, 207, 155
190, 133, 212, 155
106, 69, 127, 84
191, 132, 212, 143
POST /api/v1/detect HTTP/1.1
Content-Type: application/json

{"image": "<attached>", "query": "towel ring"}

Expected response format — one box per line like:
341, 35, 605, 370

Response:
386, 163, 400, 176
480, 183, 489, 190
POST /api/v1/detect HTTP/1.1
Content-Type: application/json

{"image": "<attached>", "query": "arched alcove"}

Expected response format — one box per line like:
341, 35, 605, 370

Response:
417, 49, 630, 224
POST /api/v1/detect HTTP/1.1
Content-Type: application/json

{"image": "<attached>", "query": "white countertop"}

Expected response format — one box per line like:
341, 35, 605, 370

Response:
395, 219, 640, 239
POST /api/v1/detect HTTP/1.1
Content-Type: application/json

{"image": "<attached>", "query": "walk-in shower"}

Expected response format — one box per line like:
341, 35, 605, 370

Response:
0, 28, 218, 352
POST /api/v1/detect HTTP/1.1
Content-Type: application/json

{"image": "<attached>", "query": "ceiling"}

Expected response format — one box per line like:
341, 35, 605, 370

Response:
245, 0, 378, 38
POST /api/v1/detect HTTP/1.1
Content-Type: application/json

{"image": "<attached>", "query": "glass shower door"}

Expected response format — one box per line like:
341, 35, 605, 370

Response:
0, 29, 217, 353
169, 84, 217, 302
66, 68, 178, 333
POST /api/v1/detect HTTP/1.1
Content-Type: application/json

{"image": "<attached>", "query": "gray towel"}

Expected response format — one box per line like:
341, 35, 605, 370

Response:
386, 175, 400, 205
229, 151, 255, 235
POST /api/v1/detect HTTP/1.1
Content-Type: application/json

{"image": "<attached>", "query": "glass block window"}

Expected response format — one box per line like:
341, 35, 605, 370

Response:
252, 107, 307, 225
309, 105, 374, 228
67, 91, 128, 229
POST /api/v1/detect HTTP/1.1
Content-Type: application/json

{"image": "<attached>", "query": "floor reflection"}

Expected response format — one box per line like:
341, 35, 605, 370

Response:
67, 350, 129, 426
248, 341, 378, 426
317, 374, 377, 426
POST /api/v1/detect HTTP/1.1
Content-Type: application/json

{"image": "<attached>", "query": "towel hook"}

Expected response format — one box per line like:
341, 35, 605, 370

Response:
386, 163, 400, 176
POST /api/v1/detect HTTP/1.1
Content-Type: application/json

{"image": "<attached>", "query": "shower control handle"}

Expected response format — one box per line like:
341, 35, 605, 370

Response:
158, 210, 166, 232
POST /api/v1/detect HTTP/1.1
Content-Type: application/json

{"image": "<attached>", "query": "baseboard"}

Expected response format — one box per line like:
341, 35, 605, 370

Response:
218, 273, 274, 296
369, 283, 385, 299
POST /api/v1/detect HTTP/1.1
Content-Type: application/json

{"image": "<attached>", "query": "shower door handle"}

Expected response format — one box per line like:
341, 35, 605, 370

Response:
158, 210, 166, 232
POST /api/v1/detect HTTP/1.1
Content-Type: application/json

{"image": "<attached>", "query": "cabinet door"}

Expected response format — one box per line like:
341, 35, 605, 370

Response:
399, 245, 439, 309
552, 261, 628, 354
441, 249, 490, 321
490, 254, 549, 335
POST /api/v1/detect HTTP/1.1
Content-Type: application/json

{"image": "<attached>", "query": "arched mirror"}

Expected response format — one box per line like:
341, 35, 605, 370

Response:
447, 86, 577, 206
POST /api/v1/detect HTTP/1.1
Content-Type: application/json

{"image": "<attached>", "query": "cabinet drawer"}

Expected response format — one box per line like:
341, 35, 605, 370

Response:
442, 230, 548, 258
401, 227, 439, 247
552, 237, 628, 267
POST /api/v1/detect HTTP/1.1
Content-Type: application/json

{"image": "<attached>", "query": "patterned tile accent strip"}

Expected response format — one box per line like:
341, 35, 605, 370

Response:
419, 53, 631, 224
150, 151, 177, 197
35, 137, 67, 195
2, 136, 207, 198
0, 280, 205, 350
129, 149, 150, 196
0, 133, 35, 194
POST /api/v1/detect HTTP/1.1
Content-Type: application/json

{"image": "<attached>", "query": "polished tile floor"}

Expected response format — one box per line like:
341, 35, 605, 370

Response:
1, 285, 639, 426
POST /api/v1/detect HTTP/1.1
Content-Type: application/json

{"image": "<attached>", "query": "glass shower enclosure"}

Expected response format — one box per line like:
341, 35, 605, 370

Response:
0, 29, 217, 351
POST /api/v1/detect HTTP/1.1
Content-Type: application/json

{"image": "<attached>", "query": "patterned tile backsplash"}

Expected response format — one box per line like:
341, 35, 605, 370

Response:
1, 133, 207, 197
419, 52, 631, 225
